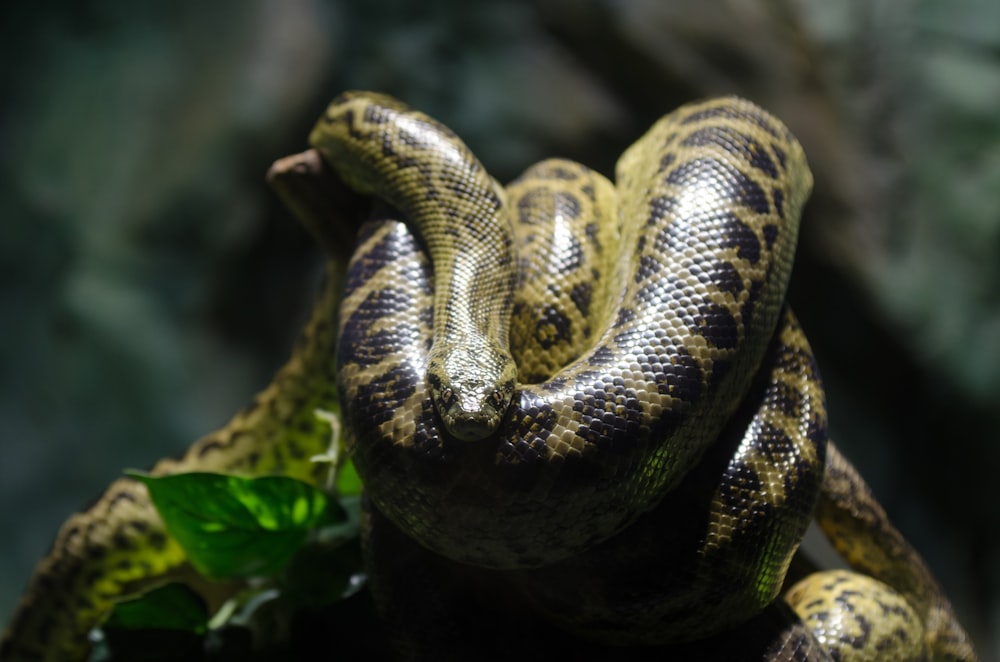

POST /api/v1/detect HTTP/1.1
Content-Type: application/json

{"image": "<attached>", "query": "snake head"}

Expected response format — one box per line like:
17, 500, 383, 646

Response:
427, 343, 517, 442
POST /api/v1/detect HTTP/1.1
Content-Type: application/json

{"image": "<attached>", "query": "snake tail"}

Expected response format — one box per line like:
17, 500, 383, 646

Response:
786, 441, 977, 661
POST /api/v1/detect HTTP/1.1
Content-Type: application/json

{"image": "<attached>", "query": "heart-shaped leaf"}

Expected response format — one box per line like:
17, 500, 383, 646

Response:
129, 472, 342, 580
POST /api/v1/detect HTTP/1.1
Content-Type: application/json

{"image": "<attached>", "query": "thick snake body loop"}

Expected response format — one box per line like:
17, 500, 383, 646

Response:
506, 159, 621, 383
507, 306, 827, 643
317, 93, 814, 571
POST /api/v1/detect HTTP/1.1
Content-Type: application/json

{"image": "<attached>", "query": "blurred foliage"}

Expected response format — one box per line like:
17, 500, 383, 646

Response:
1, 0, 997, 657
89, 473, 366, 659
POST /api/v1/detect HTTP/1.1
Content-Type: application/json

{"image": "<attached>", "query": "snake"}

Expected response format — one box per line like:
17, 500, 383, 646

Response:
1, 93, 976, 661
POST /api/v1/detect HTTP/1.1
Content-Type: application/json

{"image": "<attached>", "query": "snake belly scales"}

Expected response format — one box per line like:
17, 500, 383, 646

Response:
1, 93, 976, 661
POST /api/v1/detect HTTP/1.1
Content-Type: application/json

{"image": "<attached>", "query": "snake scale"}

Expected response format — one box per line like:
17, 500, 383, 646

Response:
1, 92, 976, 661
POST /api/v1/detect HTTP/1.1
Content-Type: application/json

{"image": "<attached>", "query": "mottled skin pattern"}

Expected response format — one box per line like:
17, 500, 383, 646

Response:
1, 94, 976, 662
786, 570, 925, 661
506, 159, 620, 384
783, 443, 976, 661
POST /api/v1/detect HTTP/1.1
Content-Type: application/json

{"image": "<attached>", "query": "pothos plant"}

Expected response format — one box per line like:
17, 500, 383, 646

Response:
88, 411, 374, 661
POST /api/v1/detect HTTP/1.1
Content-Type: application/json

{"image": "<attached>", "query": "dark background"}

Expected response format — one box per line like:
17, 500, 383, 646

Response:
1, 0, 997, 657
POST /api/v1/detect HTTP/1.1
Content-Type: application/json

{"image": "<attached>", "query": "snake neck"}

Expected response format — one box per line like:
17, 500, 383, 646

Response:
426, 244, 518, 441
312, 91, 519, 442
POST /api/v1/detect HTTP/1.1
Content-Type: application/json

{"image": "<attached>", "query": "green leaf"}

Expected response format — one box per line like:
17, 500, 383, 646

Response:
130, 472, 343, 580
91, 584, 215, 662
336, 457, 363, 496
104, 583, 208, 633
282, 537, 365, 608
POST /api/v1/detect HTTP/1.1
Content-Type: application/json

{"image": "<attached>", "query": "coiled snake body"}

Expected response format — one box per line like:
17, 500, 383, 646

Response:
1, 93, 976, 661
325, 92, 812, 573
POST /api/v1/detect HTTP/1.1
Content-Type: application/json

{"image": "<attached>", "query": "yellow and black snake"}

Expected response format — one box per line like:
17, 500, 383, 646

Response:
1, 92, 976, 661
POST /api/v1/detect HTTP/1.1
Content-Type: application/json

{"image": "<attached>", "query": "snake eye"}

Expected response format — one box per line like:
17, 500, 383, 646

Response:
490, 389, 506, 409
440, 387, 454, 405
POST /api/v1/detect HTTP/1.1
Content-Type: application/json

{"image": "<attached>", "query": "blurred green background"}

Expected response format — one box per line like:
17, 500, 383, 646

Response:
1, 0, 997, 657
